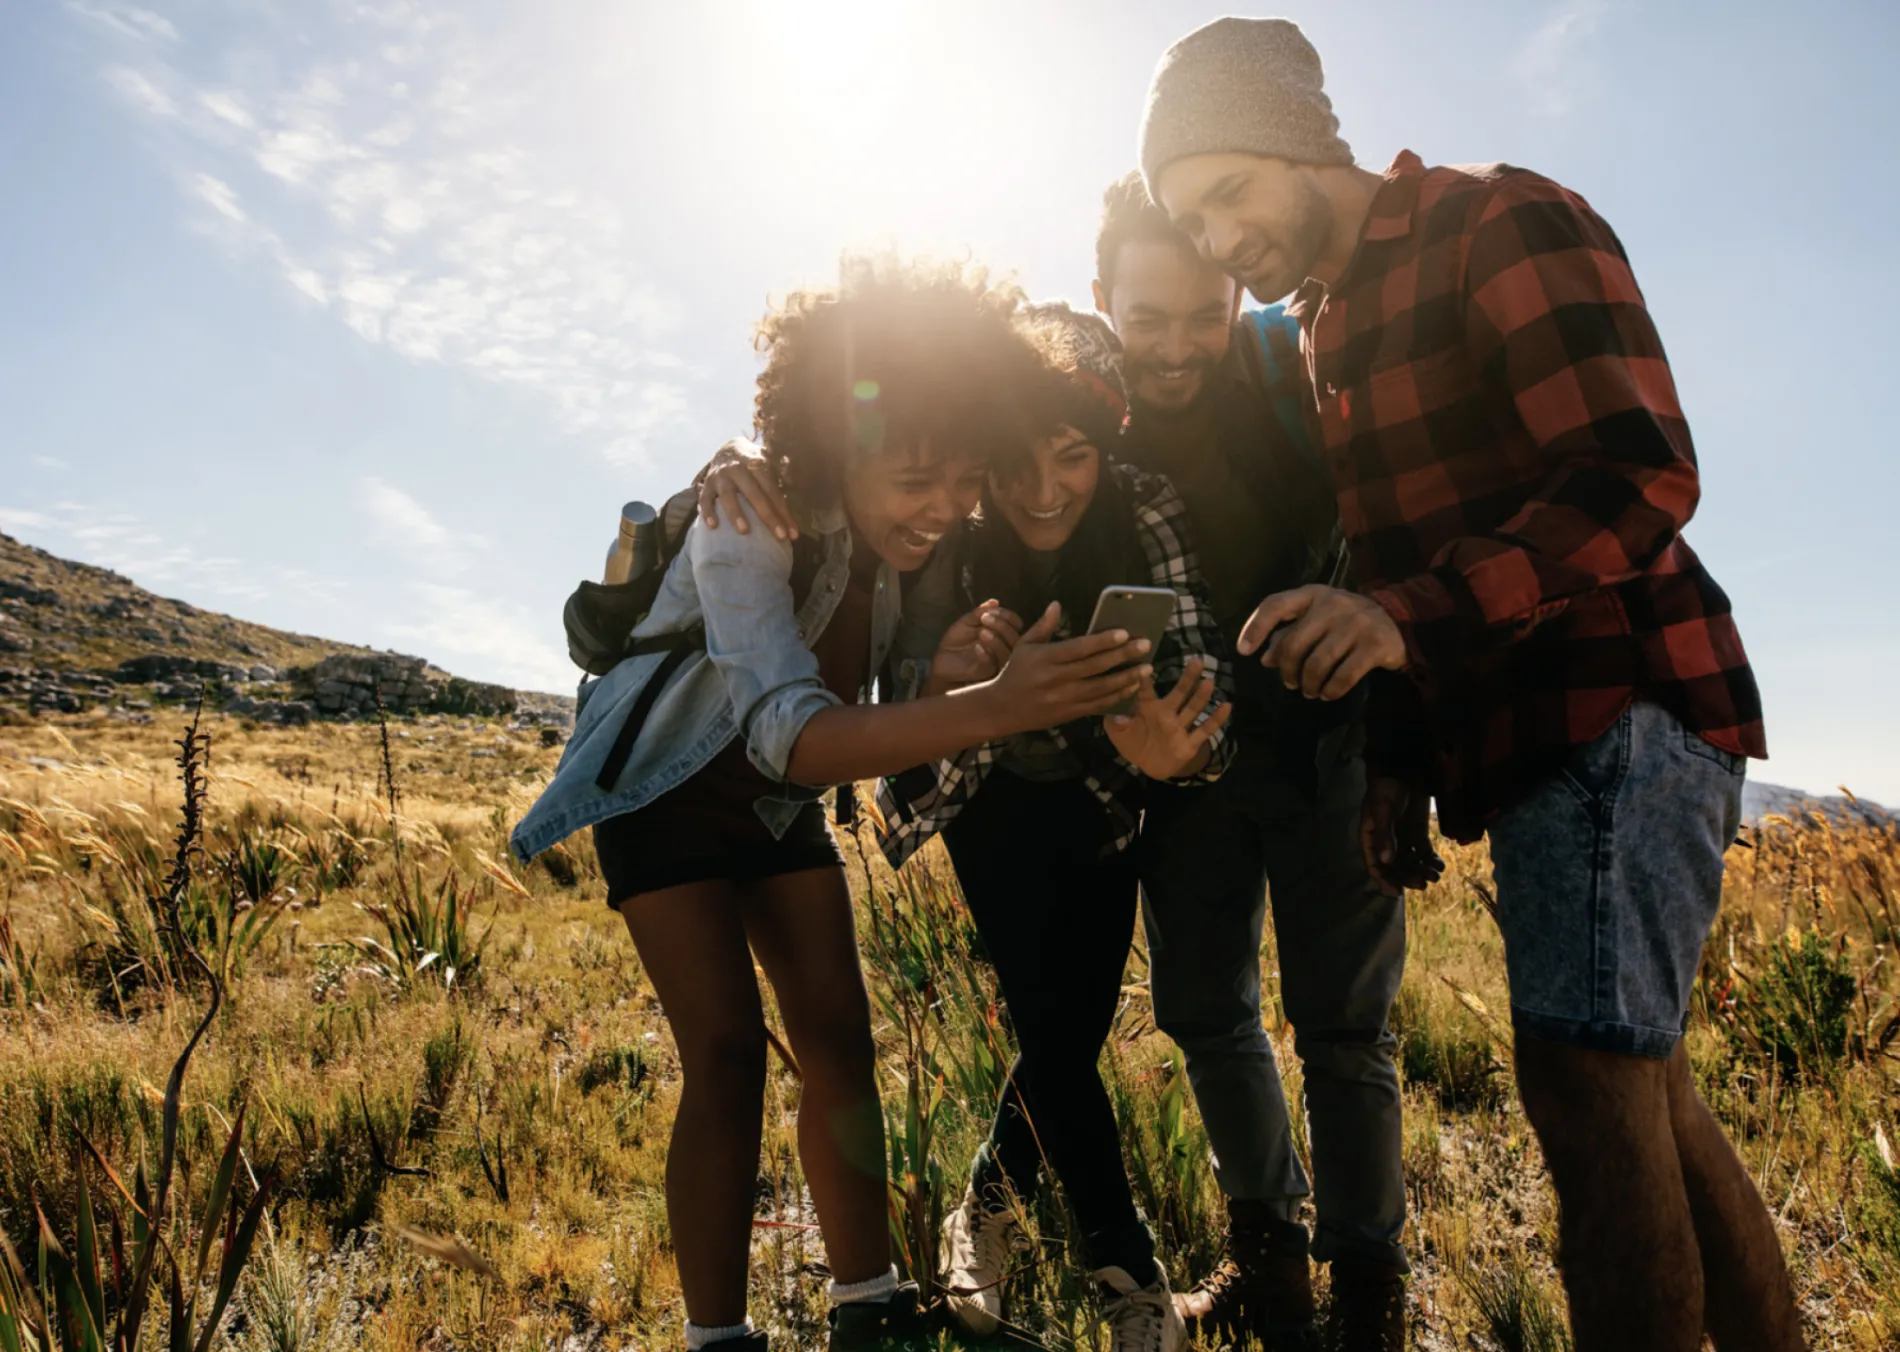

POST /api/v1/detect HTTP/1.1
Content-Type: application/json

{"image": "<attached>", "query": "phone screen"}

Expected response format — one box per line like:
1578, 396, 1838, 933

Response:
1085, 585, 1176, 717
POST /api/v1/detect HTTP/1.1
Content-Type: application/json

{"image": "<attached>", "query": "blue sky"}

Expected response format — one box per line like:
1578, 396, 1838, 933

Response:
2, 0, 1897, 800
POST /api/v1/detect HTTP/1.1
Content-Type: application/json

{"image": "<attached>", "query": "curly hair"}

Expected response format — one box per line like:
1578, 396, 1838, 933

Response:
752, 254, 1059, 512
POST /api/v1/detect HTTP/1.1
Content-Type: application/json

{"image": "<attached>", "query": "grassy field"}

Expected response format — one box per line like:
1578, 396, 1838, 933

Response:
0, 707, 1895, 1350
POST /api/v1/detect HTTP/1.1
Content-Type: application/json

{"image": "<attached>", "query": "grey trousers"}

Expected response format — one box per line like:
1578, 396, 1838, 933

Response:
1137, 726, 1409, 1268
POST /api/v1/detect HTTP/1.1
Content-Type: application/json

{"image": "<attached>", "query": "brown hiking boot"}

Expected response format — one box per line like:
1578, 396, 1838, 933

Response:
1174, 1204, 1316, 1348
1326, 1257, 1405, 1352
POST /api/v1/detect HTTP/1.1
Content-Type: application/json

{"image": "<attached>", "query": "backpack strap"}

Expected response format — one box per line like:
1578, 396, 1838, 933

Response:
1233, 306, 1352, 588
593, 625, 706, 791
1236, 305, 1328, 480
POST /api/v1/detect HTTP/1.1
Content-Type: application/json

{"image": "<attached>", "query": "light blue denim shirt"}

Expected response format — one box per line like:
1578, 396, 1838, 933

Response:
510, 499, 903, 862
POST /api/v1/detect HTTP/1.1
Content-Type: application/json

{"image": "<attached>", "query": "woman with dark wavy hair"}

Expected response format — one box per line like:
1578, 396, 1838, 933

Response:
513, 258, 1154, 1352
877, 305, 1234, 1352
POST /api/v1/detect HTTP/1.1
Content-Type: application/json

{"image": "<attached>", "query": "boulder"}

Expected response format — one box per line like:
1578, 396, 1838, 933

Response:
0, 582, 58, 606
115, 654, 200, 684
289, 652, 515, 719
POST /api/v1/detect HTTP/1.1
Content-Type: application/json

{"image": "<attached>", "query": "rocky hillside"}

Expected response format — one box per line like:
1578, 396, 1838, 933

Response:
1742, 780, 1893, 829
0, 531, 569, 728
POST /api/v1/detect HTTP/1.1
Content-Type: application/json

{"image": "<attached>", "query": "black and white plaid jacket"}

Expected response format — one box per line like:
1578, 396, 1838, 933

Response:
875, 464, 1235, 870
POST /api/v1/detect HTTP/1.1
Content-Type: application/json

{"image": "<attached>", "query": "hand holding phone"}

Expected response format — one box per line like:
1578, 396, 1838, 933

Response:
982, 601, 1153, 735
1085, 585, 1177, 717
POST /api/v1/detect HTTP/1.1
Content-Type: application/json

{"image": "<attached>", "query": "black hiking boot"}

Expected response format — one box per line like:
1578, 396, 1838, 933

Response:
827, 1281, 929, 1351
1175, 1203, 1317, 1348
1325, 1257, 1405, 1352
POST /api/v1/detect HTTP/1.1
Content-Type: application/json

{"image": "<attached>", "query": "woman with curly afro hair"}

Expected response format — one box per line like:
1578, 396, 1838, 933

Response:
514, 254, 1156, 1352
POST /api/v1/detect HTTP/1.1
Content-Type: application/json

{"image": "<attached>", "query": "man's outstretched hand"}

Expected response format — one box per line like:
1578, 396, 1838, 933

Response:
1361, 773, 1444, 894
1238, 584, 1408, 701
696, 437, 799, 540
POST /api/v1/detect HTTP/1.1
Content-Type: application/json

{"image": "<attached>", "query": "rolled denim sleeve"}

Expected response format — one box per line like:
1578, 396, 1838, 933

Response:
684, 502, 840, 783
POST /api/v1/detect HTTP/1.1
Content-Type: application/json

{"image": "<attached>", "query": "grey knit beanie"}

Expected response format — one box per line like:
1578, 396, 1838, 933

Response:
1139, 17, 1352, 199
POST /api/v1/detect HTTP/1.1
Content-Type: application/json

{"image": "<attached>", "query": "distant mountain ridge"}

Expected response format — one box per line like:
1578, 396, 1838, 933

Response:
1742, 780, 1892, 829
0, 530, 380, 673
0, 530, 570, 727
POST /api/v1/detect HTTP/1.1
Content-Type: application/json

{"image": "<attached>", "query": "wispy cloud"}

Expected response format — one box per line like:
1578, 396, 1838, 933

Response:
387, 583, 575, 694
80, 1, 693, 468
356, 476, 570, 691
65, 0, 177, 45
359, 475, 485, 581
104, 65, 175, 118
2, 492, 571, 691
1512, 0, 1610, 119
1, 501, 280, 604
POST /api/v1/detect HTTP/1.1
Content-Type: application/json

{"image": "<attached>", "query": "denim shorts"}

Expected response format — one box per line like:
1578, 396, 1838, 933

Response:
1487, 700, 1745, 1059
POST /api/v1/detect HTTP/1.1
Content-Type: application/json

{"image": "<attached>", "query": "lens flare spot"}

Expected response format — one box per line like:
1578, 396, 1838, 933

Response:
853, 379, 880, 401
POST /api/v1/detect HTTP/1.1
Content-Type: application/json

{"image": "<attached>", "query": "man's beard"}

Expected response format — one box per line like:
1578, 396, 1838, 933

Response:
1127, 352, 1219, 417
1242, 178, 1335, 303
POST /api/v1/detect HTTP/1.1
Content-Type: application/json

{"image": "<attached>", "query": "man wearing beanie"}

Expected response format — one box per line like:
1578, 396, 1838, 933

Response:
1140, 15, 1799, 1352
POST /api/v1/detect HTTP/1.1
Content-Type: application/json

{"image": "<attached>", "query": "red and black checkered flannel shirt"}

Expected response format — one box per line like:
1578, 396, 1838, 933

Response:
1287, 150, 1766, 842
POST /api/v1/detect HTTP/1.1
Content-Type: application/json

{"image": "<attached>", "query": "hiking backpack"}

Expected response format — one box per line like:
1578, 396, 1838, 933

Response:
560, 484, 824, 794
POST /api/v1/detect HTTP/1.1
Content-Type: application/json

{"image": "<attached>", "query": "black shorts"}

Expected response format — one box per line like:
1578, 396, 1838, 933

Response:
592, 794, 843, 907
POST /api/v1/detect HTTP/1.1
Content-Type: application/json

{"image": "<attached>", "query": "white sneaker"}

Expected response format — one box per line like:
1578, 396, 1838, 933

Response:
1094, 1264, 1186, 1352
939, 1189, 1023, 1335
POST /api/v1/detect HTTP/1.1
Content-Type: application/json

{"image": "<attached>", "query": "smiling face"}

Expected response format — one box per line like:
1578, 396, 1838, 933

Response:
840, 440, 987, 571
1094, 238, 1238, 415
989, 425, 1101, 552
1154, 152, 1336, 304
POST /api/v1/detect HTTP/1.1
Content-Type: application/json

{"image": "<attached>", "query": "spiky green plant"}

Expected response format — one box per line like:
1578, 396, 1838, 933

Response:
0, 707, 275, 1352
347, 867, 491, 994
1461, 1249, 1572, 1352
225, 837, 294, 907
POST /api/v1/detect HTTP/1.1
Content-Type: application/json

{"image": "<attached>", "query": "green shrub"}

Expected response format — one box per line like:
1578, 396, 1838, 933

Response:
1715, 927, 1861, 1080
1461, 1250, 1572, 1352
1392, 984, 1507, 1111
227, 835, 296, 905
0, 912, 41, 1010
575, 1046, 649, 1098
347, 867, 492, 994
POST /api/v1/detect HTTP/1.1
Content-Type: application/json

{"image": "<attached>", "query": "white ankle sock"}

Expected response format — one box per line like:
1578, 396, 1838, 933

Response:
827, 1264, 899, 1306
684, 1319, 753, 1349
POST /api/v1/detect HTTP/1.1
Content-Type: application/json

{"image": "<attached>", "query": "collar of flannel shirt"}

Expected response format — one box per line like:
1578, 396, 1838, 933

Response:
1287, 149, 1429, 323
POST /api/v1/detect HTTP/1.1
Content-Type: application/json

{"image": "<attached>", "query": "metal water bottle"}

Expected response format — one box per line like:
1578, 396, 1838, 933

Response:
602, 501, 660, 585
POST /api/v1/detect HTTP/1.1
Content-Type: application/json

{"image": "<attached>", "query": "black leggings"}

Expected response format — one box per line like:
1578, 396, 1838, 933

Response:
942, 769, 1156, 1281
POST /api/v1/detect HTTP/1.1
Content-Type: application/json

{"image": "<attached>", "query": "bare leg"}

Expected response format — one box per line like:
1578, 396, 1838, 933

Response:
742, 866, 890, 1286
620, 882, 767, 1328
1514, 1034, 1703, 1352
1664, 1044, 1805, 1350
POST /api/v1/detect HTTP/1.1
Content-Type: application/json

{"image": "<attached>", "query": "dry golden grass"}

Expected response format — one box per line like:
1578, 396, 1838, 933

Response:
1, 708, 1895, 1350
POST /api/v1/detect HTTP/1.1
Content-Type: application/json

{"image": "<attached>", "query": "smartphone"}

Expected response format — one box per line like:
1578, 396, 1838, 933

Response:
1085, 585, 1177, 717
